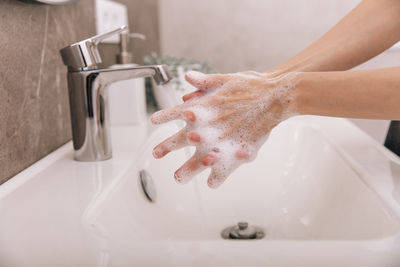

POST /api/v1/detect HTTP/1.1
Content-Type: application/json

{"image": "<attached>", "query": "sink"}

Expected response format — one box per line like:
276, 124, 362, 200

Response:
0, 116, 400, 267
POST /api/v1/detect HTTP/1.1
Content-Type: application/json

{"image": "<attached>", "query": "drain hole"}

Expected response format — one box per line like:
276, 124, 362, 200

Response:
139, 169, 157, 202
221, 222, 264, 240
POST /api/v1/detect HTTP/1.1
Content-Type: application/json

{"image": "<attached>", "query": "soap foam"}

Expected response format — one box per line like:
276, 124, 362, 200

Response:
175, 71, 298, 188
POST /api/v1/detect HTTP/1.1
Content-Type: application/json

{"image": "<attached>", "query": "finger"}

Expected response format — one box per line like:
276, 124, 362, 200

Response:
153, 129, 188, 159
185, 71, 229, 91
150, 106, 182, 124
201, 153, 219, 166
183, 110, 196, 122
235, 149, 250, 160
174, 152, 205, 184
187, 131, 201, 143
207, 169, 229, 189
182, 90, 204, 102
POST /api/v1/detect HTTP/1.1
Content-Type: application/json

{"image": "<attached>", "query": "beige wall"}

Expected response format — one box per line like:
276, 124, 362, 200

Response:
159, 0, 398, 142
160, 0, 361, 72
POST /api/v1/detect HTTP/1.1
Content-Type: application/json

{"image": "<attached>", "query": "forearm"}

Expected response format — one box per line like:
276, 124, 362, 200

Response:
294, 67, 400, 120
269, 0, 400, 74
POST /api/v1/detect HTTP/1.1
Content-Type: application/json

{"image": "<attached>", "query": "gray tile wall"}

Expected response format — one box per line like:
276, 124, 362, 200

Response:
0, 0, 160, 185
0, 0, 96, 185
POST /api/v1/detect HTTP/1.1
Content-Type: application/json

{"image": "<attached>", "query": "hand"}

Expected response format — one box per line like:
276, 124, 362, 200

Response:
150, 71, 297, 188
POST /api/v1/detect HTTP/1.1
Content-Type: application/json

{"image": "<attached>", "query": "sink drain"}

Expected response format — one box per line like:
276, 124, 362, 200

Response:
139, 169, 157, 202
221, 222, 264, 240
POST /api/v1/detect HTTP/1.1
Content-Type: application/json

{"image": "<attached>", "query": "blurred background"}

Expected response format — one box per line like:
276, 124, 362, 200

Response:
158, 0, 398, 144
160, 0, 399, 73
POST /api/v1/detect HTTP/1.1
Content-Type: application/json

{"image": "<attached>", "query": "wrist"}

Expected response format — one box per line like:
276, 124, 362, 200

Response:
263, 71, 300, 121
292, 71, 320, 115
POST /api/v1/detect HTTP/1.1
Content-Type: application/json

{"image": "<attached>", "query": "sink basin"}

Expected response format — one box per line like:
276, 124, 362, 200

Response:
1, 116, 400, 267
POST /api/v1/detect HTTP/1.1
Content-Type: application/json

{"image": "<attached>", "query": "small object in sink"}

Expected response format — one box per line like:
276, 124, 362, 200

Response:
221, 221, 265, 240
139, 169, 157, 202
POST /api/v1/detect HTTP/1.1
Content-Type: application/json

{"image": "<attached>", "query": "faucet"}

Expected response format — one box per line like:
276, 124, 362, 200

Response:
59, 26, 171, 161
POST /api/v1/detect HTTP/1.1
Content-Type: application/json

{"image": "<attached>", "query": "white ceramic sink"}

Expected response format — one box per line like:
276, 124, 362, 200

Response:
1, 116, 400, 267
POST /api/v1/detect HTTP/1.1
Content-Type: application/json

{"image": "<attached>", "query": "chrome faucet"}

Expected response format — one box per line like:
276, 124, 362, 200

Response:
60, 26, 171, 161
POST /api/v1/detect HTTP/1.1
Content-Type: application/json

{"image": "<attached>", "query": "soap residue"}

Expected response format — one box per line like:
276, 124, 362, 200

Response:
151, 70, 298, 188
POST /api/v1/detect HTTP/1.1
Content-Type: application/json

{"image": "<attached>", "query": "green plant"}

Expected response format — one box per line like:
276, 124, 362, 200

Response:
143, 53, 215, 108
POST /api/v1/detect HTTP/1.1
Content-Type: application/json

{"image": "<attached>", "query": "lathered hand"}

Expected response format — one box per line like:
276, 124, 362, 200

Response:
151, 71, 297, 188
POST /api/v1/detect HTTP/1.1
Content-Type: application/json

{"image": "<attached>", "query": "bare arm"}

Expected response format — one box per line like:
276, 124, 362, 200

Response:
296, 67, 400, 119
150, 68, 400, 188
269, 0, 400, 74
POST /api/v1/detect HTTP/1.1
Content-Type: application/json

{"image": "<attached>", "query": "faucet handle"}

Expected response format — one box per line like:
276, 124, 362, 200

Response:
90, 25, 129, 45
60, 25, 128, 71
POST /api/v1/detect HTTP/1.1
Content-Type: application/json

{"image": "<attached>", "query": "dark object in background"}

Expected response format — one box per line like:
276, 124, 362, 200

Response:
385, 121, 400, 157
19, 0, 77, 4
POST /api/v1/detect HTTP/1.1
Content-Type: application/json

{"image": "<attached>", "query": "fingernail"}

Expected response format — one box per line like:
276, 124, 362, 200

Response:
174, 171, 182, 182
183, 111, 196, 122
150, 111, 162, 124
235, 150, 250, 160
186, 71, 205, 79
174, 170, 189, 184
182, 94, 191, 102
188, 132, 201, 142
201, 154, 218, 166
150, 115, 157, 124
207, 178, 222, 189
183, 91, 204, 102
152, 146, 166, 159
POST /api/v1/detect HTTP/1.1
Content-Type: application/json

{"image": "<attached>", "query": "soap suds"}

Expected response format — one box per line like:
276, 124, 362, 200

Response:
152, 71, 298, 188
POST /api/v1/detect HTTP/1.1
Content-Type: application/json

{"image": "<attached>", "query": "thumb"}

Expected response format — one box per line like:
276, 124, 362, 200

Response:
185, 71, 229, 91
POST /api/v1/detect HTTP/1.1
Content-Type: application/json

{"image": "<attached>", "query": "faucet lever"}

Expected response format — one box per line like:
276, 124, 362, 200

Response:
59, 25, 172, 161
90, 25, 128, 45
60, 25, 129, 71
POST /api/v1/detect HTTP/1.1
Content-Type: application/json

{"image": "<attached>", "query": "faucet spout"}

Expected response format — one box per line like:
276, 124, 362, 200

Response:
60, 27, 172, 161
96, 65, 171, 86
66, 65, 171, 161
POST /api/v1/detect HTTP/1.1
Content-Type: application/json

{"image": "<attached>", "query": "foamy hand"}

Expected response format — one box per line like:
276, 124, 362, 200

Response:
150, 71, 297, 188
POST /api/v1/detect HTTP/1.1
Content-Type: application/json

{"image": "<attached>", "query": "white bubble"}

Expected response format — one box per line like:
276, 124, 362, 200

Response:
181, 71, 298, 186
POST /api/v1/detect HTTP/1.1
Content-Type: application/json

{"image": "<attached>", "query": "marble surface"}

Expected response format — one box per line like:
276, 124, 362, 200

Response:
0, 0, 160, 185
0, 0, 96, 184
